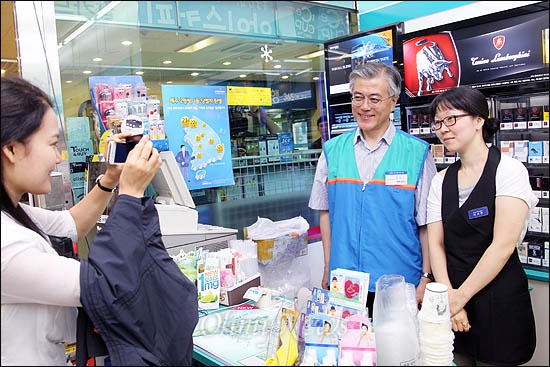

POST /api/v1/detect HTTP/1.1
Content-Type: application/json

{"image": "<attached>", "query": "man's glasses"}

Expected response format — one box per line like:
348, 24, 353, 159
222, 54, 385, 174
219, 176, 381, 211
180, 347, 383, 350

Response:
432, 114, 470, 130
351, 94, 394, 107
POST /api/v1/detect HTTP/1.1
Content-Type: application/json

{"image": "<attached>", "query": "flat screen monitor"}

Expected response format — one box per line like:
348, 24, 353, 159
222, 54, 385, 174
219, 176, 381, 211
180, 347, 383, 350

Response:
402, 4, 549, 98
152, 151, 195, 208
324, 23, 404, 96
328, 103, 357, 136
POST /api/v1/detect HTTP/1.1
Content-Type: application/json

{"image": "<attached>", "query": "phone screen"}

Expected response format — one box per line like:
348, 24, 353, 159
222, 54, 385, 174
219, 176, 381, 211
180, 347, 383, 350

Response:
108, 134, 143, 163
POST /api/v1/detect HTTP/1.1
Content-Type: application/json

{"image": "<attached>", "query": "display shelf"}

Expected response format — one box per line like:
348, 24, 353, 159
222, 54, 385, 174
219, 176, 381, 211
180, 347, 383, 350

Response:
524, 268, 549, 282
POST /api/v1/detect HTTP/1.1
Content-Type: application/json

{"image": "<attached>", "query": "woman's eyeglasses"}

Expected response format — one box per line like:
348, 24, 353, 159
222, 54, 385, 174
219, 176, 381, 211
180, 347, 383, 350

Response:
432, 114, 470, 130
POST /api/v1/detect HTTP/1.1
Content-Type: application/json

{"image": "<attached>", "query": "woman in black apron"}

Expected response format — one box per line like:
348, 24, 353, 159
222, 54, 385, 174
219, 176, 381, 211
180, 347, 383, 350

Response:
425, 87, 537, 365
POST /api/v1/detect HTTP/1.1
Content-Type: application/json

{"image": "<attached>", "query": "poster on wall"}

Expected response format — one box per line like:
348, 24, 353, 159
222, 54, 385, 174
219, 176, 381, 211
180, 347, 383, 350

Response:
402, 32, 460, 97
325, 27, 398, 96
161, 85, 234, 190
403, 10, 549, 98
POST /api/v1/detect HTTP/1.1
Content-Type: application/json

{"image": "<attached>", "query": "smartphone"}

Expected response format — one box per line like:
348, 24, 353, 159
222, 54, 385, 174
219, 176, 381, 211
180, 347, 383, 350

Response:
107, 134, 142, 164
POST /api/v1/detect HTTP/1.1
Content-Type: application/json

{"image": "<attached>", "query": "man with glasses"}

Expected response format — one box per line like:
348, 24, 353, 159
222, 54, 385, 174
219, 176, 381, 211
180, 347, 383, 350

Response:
309, 62, 437, 317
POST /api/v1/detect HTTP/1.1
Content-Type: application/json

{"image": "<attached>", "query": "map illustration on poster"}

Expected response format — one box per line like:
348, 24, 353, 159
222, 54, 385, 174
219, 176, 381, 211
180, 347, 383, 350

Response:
162, 85, 234, 190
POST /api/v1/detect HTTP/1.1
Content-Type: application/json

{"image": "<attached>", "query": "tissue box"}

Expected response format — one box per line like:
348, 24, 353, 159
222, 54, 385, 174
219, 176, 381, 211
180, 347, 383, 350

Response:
250, 232, 308, 265
220, 273, 261, 306
329, 268, 370, 311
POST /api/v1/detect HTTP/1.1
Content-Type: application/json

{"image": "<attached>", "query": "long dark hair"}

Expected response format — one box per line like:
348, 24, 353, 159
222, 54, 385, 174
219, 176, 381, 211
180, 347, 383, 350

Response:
429, 86, 499, 143
1, 77, 53, 239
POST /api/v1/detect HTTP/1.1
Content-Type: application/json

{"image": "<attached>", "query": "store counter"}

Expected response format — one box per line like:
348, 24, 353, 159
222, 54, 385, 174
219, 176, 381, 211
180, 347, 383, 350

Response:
191, 238, 324, 366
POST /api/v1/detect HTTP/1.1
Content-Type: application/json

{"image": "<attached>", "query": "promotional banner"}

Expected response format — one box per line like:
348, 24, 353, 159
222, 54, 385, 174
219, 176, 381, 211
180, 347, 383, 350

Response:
403, 32, 460, 97
325, 28, 396, 95
162, 85, 234, 190
403, 10, 548, 97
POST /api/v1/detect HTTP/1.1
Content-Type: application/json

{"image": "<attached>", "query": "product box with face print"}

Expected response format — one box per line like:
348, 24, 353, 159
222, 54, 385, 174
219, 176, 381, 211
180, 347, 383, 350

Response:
513, 108, 528, 129
329, 268, 369, 310
408, 114, 420, 135
500, 109, 514, 130
419, 114, 432, 135
527, 106, 543, 129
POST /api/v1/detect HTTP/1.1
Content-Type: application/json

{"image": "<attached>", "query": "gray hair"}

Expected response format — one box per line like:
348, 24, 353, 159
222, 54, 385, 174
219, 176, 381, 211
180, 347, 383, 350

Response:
348, 62, 402, 98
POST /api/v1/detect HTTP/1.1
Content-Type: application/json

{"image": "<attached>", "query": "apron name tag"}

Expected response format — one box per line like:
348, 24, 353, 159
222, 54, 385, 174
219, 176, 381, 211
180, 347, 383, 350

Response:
468, 206, 489, 220
385, 171, 408, 185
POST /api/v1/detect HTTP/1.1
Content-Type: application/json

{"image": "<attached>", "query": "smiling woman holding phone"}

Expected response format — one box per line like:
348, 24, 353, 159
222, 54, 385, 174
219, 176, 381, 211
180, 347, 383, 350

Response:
1, 76, 198, 366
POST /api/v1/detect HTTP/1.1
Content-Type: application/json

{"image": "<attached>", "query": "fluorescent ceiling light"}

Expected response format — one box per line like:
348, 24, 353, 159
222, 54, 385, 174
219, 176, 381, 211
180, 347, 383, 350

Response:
298, 50, 324, 59
93, 57, 103, 62
295, 67, 312, 76
60, 2, 121, 46
96, 1, 121, 19
55, 14, 88, 22
121, 40, 133, 46
63, 20, 94, 45
281, 75, 289, 79
163, 60, 172, 64
282, 59, 311, 63
190, 72, 200, 76
177, 36, 224, 53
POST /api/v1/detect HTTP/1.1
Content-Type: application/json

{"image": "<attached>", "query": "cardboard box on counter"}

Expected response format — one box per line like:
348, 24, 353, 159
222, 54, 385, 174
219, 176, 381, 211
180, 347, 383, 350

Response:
219, 273, 261, 306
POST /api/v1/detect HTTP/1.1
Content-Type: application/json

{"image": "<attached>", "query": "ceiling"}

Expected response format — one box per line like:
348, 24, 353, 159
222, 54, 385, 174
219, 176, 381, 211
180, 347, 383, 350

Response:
55, 18, 326, 88
3, 1, 332, 115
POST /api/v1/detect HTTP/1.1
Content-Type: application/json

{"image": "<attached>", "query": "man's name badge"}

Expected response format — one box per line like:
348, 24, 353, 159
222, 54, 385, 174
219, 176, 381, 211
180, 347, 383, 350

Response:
468, 206, 489, 219
385, 171, 408, 185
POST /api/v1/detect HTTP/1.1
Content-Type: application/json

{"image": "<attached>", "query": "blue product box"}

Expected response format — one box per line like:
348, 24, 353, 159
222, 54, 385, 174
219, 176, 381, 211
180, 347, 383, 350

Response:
528, 141, 543, 163
68, 140, 94, 163
152, 138, 169, 152
66, 117, 91, 141
278, 132, 294, 162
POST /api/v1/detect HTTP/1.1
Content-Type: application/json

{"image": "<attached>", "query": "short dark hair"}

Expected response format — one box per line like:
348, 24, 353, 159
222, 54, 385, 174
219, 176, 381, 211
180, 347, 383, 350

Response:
317, 116, 326, 127
429, 86, 499, 142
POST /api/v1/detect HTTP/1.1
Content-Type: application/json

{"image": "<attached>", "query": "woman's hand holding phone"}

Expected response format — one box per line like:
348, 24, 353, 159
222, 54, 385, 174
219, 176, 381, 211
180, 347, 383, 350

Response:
118, 134, 162, 198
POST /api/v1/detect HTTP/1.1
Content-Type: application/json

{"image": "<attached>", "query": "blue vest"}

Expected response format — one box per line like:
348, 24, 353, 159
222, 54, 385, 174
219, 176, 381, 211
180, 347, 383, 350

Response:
324, 129, 429, 291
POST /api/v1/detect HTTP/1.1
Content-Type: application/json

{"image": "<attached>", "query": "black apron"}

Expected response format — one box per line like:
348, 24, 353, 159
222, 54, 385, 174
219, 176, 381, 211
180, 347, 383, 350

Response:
441, 146, 536, 365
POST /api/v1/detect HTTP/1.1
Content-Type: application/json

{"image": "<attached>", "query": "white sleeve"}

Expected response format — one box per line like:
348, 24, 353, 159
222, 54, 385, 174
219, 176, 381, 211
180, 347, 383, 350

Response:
21, 204, 78, 242
427, 171, 444, 224
1, 214, 81, 307
308, 151, 329, 211
496, 156, 539, 209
